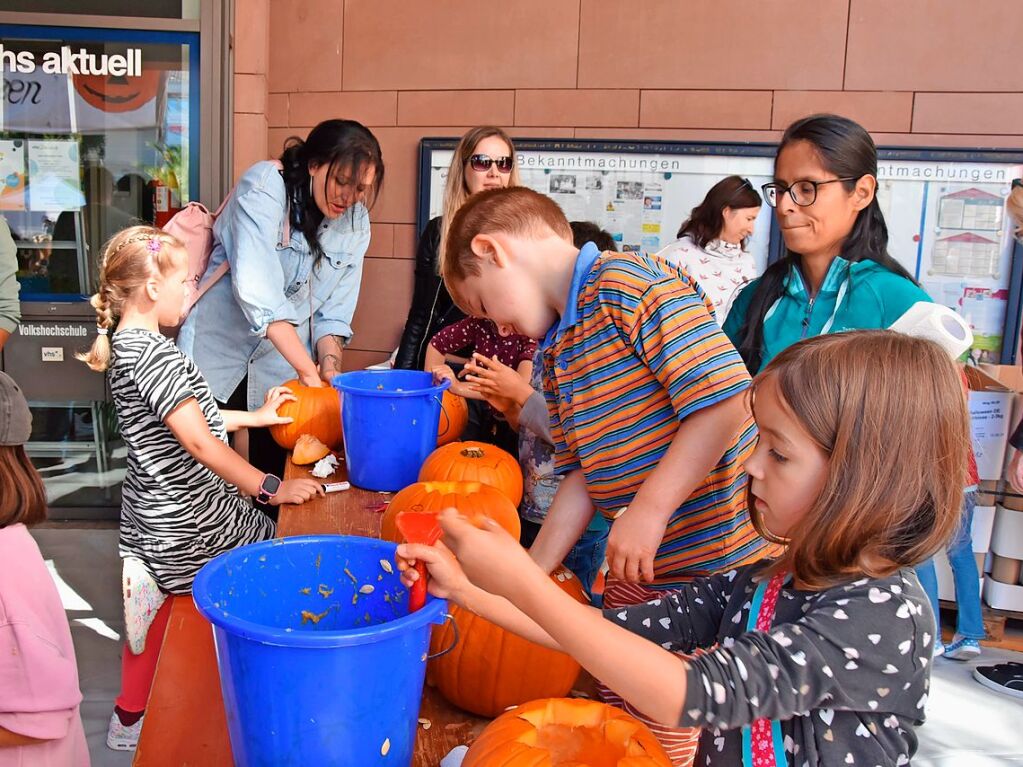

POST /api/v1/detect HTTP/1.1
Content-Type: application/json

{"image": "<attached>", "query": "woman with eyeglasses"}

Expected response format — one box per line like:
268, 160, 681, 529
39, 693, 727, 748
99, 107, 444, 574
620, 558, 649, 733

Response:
394, 126, 521, 370
654, 175, 762, 323
722, 113, 928, 375
177, 119, 384, 517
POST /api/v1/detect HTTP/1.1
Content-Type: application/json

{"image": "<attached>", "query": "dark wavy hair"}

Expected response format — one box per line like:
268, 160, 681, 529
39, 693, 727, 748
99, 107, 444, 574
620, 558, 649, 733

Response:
569, 220, 617, 252
677, 175, 761, 248
279, 119, 384, 262
734, 114, 917, 374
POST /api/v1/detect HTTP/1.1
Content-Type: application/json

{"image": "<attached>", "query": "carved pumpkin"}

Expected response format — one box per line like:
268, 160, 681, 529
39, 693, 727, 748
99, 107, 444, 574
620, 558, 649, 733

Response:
462, 697, 672, 767
419, 441, 523, 507
75, 69, 160, 113
380, 481, 520, 543
268, 380, 342, 450
437, 390, 468, 446
429, 568, 588, 717
291, 434, 330, 466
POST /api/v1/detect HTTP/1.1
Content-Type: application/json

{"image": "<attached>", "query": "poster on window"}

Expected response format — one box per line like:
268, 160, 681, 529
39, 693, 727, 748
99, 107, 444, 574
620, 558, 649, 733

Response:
0, 139, 27, 211
27, 139, 84, 211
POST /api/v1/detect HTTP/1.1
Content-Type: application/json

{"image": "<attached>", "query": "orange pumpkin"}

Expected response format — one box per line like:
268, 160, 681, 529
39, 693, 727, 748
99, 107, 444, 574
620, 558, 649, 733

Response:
268, 380, 342, 450
75, 69, 160, 113
429, 568, 588, 717
463, 698, 672, 767
291, 434, 330, 465
380, 481, 520, 543
437, 390, 468, 446
419, 441, 523, 507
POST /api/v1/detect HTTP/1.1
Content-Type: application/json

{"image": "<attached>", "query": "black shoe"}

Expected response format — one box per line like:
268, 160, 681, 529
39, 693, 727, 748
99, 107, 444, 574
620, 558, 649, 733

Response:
972, 662, 1023, 699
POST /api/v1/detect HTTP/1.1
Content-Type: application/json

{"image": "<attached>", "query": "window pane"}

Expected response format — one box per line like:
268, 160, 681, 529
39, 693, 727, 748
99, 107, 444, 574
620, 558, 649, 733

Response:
2, 1, 198, 20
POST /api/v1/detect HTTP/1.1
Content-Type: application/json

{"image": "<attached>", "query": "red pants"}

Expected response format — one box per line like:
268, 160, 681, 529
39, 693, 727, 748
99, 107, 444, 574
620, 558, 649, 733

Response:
601, 579, 701, 767
115, 597, 173, 713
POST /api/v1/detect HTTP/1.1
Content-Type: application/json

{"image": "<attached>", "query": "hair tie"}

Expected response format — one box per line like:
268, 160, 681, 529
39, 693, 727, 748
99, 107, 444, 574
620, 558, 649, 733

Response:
146, 238, 162, 254
96, 327, 109, 336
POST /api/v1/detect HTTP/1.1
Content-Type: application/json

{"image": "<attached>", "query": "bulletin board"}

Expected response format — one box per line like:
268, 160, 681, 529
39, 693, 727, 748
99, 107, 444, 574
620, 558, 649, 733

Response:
418, 138, 1023, 364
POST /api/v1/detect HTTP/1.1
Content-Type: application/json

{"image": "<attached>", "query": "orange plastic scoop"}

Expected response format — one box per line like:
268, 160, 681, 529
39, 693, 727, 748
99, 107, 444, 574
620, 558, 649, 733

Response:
395, 511, 442, 612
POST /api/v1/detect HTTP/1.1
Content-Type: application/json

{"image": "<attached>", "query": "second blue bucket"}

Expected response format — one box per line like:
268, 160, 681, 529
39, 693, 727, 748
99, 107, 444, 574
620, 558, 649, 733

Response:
332, 370, 450, 491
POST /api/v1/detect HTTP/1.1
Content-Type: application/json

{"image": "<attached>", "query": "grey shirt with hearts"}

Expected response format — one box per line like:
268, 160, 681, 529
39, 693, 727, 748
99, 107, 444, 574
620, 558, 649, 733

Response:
604, 563, 932, 766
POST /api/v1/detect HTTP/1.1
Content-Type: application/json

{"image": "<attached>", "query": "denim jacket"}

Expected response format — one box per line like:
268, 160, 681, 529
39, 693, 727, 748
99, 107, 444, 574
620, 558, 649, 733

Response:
177, 160, 370, 409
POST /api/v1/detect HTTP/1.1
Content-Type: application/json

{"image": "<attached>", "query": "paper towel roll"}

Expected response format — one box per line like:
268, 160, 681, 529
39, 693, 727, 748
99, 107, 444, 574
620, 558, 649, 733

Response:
888, 301, 974, 360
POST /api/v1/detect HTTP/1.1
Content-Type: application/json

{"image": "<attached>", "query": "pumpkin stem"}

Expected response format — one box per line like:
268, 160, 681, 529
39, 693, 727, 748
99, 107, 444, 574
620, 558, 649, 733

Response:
460, 447, 485, 459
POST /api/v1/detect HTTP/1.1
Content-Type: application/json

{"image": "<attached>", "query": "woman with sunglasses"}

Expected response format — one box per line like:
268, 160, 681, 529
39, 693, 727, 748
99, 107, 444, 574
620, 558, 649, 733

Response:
394, 126, 520, 370
722, 113, 929, 375
178, 119, 384, 517
654, 175, 762, 323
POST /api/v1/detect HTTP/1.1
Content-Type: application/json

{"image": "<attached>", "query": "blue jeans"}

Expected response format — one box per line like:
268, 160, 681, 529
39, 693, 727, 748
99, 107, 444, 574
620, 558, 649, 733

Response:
520, 518, 609, 603
915, 491, 985, 640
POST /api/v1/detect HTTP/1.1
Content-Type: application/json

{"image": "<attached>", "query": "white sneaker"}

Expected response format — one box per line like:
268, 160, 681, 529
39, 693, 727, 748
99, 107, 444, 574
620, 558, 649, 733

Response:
943, 635, 982, 661
106, 711, 143, 751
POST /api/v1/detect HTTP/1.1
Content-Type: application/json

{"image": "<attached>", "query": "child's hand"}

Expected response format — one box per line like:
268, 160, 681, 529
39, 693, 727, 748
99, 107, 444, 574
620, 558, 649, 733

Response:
606, 506, 667, 584
432, 364, 485, 400
432, 364, 456, 385
270, 478, 325, 506
437, 508, 545, 599
396, 539, 471, 603
464, 353, 534, 407
252, 386, 297, 428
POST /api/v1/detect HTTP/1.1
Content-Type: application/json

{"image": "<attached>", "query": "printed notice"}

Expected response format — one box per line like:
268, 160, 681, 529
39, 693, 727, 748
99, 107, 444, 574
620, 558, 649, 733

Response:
27, 139, 84, 211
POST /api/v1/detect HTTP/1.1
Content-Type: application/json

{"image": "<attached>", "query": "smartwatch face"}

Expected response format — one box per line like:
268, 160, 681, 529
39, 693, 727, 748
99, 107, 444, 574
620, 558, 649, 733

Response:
262, 474, 282, 494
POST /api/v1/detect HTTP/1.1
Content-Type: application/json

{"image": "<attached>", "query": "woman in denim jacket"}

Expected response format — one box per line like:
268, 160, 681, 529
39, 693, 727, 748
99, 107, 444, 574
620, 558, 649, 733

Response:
179, 120, 384, 504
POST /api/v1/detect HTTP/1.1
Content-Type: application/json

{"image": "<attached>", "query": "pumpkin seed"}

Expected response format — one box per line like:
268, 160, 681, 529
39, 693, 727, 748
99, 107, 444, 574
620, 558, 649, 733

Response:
359, 584, 375, 594
380, 737, 390, 756
379, 559, 393, 574
418, 718, 431, 730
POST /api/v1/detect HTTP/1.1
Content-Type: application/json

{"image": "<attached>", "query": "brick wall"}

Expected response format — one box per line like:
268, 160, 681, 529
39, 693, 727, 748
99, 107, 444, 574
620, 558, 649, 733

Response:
234, 0, 1023, 370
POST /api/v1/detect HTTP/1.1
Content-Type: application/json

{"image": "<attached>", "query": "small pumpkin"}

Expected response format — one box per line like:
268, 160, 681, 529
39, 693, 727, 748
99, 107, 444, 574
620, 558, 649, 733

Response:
437, 390, 469, 446
268, 379, 342, 450
291, 434, 330, 465
429, 568, 588, 718
462, 697, 672, 767
380, 481, 520, 543
419, 441, 523, 507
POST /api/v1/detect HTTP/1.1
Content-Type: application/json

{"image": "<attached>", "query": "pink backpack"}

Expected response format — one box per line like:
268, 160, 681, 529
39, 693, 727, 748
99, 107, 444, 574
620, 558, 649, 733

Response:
164, 160, 288, 314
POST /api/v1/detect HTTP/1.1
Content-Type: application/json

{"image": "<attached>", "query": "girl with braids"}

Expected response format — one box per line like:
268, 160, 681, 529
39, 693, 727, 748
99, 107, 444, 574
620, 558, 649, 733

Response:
177, 120, 384, 503
722, 114, 930, 375
78, 226, 323, 751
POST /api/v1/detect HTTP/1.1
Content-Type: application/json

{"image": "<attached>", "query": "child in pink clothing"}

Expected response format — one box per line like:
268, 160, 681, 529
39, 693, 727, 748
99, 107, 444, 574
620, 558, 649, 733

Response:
0, 371, 89, 766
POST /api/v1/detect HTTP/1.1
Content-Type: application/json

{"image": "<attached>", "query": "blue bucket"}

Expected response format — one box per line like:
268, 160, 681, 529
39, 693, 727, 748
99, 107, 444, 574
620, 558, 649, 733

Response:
333, 370, 450, 491
192, 535, 451, 767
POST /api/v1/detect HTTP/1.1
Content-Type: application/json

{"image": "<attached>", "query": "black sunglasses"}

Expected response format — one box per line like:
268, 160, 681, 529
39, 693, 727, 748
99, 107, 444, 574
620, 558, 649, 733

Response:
469, 153, 514, 173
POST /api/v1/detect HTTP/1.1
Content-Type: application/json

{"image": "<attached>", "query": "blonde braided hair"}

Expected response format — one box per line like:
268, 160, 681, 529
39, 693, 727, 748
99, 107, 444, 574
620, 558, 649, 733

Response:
77, 225, 184, 372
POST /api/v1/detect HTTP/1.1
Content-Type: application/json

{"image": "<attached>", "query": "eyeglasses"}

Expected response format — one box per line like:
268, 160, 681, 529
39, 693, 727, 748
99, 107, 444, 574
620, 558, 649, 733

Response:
469, 154, 514, 173
761, 177, 859, 208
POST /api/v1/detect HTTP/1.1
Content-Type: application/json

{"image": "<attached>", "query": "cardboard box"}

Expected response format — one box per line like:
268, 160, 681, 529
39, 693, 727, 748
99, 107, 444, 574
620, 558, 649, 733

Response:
964, 366, 1016, 482
991, 505, 1023, 560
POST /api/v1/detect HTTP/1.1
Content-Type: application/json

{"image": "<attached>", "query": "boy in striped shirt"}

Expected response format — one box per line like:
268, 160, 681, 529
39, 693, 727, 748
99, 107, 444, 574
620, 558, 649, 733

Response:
442, 187, 774, 765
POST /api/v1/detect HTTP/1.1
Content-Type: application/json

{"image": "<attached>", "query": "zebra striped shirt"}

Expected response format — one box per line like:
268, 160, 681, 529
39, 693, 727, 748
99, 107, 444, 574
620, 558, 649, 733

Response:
110, 329, 275, 594
541, 244, 771, 588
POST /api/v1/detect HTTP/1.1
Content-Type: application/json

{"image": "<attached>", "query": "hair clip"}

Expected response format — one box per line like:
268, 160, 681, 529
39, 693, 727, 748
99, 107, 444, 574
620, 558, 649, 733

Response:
96, 327, 109, 336
146, 238, 162, 254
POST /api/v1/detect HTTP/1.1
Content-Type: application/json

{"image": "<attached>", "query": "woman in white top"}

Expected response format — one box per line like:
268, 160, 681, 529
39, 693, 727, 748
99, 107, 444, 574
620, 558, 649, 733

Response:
655, 175, 762, 323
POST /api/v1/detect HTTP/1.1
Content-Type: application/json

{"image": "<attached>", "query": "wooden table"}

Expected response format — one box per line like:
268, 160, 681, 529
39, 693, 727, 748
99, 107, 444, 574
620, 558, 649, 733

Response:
134, 461, 490, 766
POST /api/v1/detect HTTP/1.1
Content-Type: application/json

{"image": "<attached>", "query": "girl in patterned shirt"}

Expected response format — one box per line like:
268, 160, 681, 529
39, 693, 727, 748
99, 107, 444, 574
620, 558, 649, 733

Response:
399, 330, 969, 767
78, 226, 323, 751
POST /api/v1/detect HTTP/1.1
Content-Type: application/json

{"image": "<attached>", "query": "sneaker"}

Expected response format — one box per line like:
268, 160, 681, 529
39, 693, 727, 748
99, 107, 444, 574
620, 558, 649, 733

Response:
933, 641, 946, 658
106, 711, 144, 751
973, 662, 1023, 699
943, 635, 982, 661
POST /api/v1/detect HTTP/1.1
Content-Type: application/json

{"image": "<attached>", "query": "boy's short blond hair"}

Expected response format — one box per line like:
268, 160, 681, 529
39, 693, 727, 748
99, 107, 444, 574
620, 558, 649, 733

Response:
442, 187, 573, 288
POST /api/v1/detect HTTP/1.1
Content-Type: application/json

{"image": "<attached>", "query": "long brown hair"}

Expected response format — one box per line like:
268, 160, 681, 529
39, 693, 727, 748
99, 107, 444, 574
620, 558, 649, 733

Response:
677, 175, 761, 247
439, 126, 521, 273
750, 330, 969, 590
77, 225, 185, 372
0, 445, 47, 527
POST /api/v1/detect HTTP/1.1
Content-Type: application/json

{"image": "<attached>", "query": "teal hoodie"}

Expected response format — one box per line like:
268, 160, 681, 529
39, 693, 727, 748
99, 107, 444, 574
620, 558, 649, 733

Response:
722, 256, 931, 373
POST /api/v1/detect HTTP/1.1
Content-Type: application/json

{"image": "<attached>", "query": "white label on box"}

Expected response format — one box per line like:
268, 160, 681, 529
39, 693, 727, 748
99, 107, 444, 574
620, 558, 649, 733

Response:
40, 347, 64, 362
969, 390, 1013, 479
